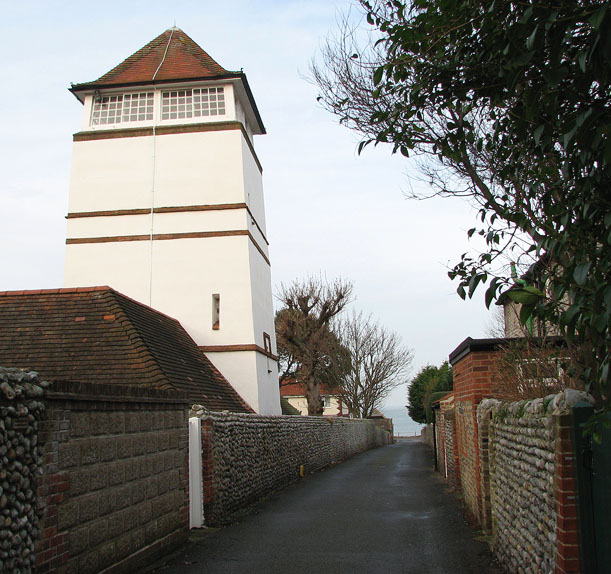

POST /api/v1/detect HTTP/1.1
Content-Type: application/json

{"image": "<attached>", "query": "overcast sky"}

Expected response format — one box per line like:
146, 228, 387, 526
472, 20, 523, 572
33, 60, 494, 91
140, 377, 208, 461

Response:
0, 0, 495, 409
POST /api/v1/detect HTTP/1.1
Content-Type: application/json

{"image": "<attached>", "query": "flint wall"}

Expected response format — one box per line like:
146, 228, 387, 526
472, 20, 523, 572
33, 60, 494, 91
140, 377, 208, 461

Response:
193, 409, 391, 526
477, 391, 588, 574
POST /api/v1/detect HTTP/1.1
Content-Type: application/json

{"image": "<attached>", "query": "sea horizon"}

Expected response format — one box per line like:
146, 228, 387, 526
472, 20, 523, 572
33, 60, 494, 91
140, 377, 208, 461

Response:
379, 406, 424, 436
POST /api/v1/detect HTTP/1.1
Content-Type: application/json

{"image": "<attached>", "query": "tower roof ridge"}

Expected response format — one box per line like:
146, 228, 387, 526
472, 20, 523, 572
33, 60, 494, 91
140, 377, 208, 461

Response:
71, 28, 239, 92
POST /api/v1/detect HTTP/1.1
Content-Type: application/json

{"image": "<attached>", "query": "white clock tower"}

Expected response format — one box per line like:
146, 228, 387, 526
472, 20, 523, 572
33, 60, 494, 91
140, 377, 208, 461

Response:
64, 28, 280, 414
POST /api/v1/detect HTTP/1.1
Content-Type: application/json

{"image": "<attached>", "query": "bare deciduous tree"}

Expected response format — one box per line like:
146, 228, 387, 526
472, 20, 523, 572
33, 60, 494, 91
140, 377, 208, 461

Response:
492, 339, 585, 401
332, 311, 413, 418
275, 277, 353, 416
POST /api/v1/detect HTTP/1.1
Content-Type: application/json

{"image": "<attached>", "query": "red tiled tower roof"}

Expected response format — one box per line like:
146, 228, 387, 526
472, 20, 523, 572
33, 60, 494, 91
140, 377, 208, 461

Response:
69, 27, 266, 134
0, 287, 252, 413
72, 27, 237, 91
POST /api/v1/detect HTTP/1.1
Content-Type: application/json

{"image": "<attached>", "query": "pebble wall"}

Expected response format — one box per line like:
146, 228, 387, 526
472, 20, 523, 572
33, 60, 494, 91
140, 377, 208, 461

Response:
0, 367, 48, 573
478, 390, 593, 574
191, 408, 391, 526
456, 400, 480, 524
444, 417, 457, 488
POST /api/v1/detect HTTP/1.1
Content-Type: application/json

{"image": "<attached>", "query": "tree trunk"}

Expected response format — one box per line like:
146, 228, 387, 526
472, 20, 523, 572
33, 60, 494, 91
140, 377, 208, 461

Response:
304, 375, 324, 416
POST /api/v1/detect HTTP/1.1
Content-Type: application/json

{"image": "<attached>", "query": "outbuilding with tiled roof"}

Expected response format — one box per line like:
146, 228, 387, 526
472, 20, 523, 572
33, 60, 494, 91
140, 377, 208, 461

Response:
0, 287, 252, 413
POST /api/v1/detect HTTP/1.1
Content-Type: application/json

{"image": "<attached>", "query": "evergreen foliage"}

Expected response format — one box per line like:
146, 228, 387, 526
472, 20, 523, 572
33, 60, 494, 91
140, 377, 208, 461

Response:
407, 361, 453, 424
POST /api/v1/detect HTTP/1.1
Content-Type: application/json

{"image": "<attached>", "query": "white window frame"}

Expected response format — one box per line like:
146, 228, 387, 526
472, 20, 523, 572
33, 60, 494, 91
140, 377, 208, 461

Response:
90, 92, 154, 126
161, 87, 226, 121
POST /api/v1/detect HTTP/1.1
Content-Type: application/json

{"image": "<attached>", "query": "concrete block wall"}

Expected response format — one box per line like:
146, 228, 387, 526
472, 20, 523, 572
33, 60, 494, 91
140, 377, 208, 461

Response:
36, 381, 190, 574
193, 409, 391, 526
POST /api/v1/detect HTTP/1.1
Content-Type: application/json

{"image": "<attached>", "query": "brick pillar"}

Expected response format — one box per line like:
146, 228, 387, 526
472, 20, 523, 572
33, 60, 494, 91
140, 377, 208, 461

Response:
200, 419, 215, 524
554, 413, 581, 574
36, 406, 71, 573
449, 337, 503, 528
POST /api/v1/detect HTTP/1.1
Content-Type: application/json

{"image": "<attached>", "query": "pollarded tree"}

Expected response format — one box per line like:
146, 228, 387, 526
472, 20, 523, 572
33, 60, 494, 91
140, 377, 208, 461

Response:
331, 311, 413, 418
407, 362, 453, 424
275, 277, 353, 415
313, 1, 611, 420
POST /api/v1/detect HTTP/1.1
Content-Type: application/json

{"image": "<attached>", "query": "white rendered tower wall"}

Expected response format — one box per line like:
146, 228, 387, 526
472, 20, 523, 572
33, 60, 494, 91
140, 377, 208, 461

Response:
64, 81, 280, 414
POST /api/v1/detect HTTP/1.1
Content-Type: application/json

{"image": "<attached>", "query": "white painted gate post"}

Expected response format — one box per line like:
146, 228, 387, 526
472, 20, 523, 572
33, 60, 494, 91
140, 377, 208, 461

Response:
188, 417, 204, 528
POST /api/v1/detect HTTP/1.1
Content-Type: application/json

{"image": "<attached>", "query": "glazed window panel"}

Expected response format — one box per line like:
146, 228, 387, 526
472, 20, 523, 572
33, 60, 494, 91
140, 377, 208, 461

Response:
91, 92, 153, 125
122, 92, 154, 122
161, 87, 225, 120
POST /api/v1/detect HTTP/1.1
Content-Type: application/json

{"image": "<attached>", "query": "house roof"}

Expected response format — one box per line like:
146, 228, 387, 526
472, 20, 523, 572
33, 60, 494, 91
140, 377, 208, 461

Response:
280, 396, 302, 416
72, 28, 234, 91
0, 286, 252, 413
279, 380, 338, 397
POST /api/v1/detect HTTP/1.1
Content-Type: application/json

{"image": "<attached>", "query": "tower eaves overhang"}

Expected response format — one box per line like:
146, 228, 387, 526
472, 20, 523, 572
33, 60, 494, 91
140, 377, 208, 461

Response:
69, 73, 266, 135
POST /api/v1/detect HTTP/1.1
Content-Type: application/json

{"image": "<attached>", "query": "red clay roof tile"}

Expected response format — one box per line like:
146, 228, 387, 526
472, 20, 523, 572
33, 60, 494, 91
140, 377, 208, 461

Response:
0, 287, 252, 413
279, 380, 338, 397
72, 28, 235, 90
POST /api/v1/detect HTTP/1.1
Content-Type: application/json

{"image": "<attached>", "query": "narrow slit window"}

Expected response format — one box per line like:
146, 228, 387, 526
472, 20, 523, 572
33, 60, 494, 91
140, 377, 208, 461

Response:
212, 294, 220, 330
263, 332, 272, 354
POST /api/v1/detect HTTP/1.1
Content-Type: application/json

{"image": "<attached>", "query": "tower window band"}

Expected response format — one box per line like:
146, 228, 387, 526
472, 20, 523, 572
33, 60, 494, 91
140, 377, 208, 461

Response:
91, 92, 154, 125
161, 87, 225, 120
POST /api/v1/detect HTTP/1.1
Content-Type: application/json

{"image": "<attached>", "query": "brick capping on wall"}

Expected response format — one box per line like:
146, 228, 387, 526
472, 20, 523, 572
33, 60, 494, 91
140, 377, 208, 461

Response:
45, 380, 190, 404
72, 121, 264, 174
449, 335, 567, 365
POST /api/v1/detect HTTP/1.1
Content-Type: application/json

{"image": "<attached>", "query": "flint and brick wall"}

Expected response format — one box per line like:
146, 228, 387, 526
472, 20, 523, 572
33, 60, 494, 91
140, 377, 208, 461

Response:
434, 399, 458, 489
477, 391, 588, 574
444, 415, 458, 488
193, 409, 391, 526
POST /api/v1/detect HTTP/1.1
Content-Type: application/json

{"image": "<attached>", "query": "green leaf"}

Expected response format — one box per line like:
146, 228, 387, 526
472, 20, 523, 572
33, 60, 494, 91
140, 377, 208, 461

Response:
589, 6, 608, 29
526, 25, 538, 51
561, 306, 580, 327
534, 125, 544, 145
457, 284, 466, 300
573, 261, 591, 286
507, 286, 544, 305
519, 303, 534, 325
485, 278, 499, 308
373, 66, 384, 86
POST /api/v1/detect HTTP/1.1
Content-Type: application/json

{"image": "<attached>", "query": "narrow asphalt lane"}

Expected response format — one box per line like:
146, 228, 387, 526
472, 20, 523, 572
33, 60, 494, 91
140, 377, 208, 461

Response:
148, 440, 503, 574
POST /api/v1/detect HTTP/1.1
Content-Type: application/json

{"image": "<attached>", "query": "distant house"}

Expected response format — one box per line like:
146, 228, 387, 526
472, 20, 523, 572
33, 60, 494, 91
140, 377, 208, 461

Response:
0, 286, 252, 413
496, 258, 561, 339
279, 380, 349, 417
